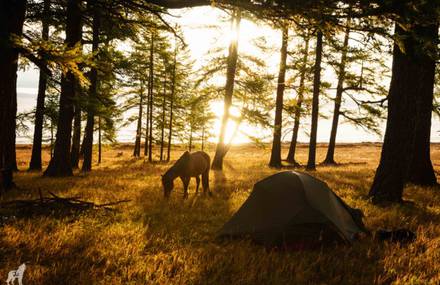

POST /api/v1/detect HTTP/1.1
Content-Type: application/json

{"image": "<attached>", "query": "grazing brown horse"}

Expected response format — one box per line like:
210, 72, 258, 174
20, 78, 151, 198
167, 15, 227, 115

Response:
162, 151, 211, 199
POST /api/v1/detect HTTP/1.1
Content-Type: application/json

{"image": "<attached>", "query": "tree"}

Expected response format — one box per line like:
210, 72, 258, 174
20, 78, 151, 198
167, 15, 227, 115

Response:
323, 15, 388, 165
369, 8, 438, 203
269, 23, 288, 168
70, 97, 82, 168
202, 9, 272, 169
285, 32, 312, 165
185, 94, 215, 153
166, 42, 177, 161
305, 29, 323, 171
322, 18, 351, 165
211, 8, 241, 170
165, 34, 194, 161
82, 0, 101, 172
44, 0, 83, 177
29, 0, 50, 171
0, 0, 27, 190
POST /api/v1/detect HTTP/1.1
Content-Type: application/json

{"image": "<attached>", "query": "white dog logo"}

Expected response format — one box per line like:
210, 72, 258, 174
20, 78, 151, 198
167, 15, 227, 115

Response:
5, 263, 26, 285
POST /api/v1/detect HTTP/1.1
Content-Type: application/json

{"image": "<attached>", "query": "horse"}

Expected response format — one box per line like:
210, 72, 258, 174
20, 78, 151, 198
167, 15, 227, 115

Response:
162, 151, 211, 199
6, 263, 26, 285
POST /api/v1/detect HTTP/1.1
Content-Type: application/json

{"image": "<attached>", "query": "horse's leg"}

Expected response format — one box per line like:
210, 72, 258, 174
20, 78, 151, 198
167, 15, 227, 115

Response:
181, 176, 190, 199
202, 170, 211, 196
195, 176, 200, 194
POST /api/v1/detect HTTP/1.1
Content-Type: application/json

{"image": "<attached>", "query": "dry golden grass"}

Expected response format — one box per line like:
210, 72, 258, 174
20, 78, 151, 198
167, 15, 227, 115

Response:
1, 143, 439, 284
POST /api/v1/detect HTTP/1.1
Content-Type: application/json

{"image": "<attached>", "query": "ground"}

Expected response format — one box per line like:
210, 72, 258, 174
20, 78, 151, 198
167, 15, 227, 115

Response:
0, 143, 439, 284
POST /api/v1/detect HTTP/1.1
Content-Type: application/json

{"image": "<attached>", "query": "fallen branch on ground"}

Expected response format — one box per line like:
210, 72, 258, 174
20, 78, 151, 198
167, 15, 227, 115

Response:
0, 189, 131, 218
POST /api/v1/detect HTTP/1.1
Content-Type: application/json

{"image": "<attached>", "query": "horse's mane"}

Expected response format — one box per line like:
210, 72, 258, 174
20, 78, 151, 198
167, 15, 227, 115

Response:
165, 151, 190, 177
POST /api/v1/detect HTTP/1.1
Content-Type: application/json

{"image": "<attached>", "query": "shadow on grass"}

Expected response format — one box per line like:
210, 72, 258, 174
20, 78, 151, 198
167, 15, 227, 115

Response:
0, 220, 105, 285
189, 236, 391, 284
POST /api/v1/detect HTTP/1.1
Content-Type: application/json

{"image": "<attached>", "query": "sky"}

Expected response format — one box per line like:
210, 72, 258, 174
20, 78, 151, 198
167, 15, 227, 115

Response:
15, 6, 440, 145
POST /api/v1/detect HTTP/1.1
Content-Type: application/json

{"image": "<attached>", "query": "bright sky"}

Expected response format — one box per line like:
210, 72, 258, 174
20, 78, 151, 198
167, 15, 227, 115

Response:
15, 6, 440, 145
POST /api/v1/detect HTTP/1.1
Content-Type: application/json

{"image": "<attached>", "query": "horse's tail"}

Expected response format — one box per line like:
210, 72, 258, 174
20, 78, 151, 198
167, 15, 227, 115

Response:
204, 152, 211, 171
202, 152, 211, 192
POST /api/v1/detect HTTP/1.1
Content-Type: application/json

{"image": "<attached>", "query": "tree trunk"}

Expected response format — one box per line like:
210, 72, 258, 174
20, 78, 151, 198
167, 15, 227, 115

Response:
201, 126, 205, 151
144, 95, 150, 156
148, 34, 154, 162
82, 2, 99, 172
29, 0, 50, 171
212, 9, 241, 170
323, 19, 351, 165
306, 30, 323, 171
133, 84, 144, 157
98, 116, 102, 164
44, 0, 82, 177
50, 122, 54, 158
369, 23, 437, 203
11, 122, 18, 172
189, 126, 193, 152
70, 104, 81, 168
407, 87, 437, 185
166, 45, 177, 162
160, 75, 166, 161
81, 110, 95, 171
0, 0, 27, 190
144, 39, 154, 157
269, 25, 288, 168
406, 23, 438, 186
286, 37, 310, 164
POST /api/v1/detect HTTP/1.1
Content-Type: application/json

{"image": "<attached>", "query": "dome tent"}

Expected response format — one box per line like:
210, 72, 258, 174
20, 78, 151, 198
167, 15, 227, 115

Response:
218, 171, 368, 246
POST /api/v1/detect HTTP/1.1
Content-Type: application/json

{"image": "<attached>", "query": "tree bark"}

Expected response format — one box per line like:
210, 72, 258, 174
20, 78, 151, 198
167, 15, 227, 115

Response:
50, 123, 54, 158
70, 103, 81, 168
166, 45, 177, 162
0, 0, 27, 190
369, 23, 437, 203
306, 30, 323, 171
323, 19, 351, 165
98, 116, 102, 164
406, 24, 438, 186
211, 9, 241, 170
286, 37, 310, 164
269, 25, 288, 168
160, 74, 167, 161
189, 126, 193, 152
144, 39, 154, 157
44, 0, 82, 176
29, 0, 50, 171
82, 2, 99, 172
144, 93, 150, 156
407, 86, 437, 185
201, 126, 205, 151
148, 34, 154, 162
133, 84, 144, 157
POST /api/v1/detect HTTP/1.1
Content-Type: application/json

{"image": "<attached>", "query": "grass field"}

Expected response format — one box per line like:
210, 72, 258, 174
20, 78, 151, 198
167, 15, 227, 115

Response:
1, 143, 439, 284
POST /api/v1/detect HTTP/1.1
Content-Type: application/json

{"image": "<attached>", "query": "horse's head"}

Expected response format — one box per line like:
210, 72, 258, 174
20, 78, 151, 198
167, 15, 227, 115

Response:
161, 174, 174, 198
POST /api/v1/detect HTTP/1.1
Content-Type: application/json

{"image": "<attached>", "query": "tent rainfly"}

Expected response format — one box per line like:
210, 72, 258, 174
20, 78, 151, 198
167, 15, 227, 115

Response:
218, 171, 368, 246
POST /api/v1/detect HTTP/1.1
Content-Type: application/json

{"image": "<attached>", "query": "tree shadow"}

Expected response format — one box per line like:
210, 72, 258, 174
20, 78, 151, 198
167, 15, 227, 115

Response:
0, 220, 105, 285
319, 161, 368, 167
189, 236, 390, 284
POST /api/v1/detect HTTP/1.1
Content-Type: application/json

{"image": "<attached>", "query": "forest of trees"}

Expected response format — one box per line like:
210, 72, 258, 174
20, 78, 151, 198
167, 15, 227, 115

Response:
0, 0, 439, 206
